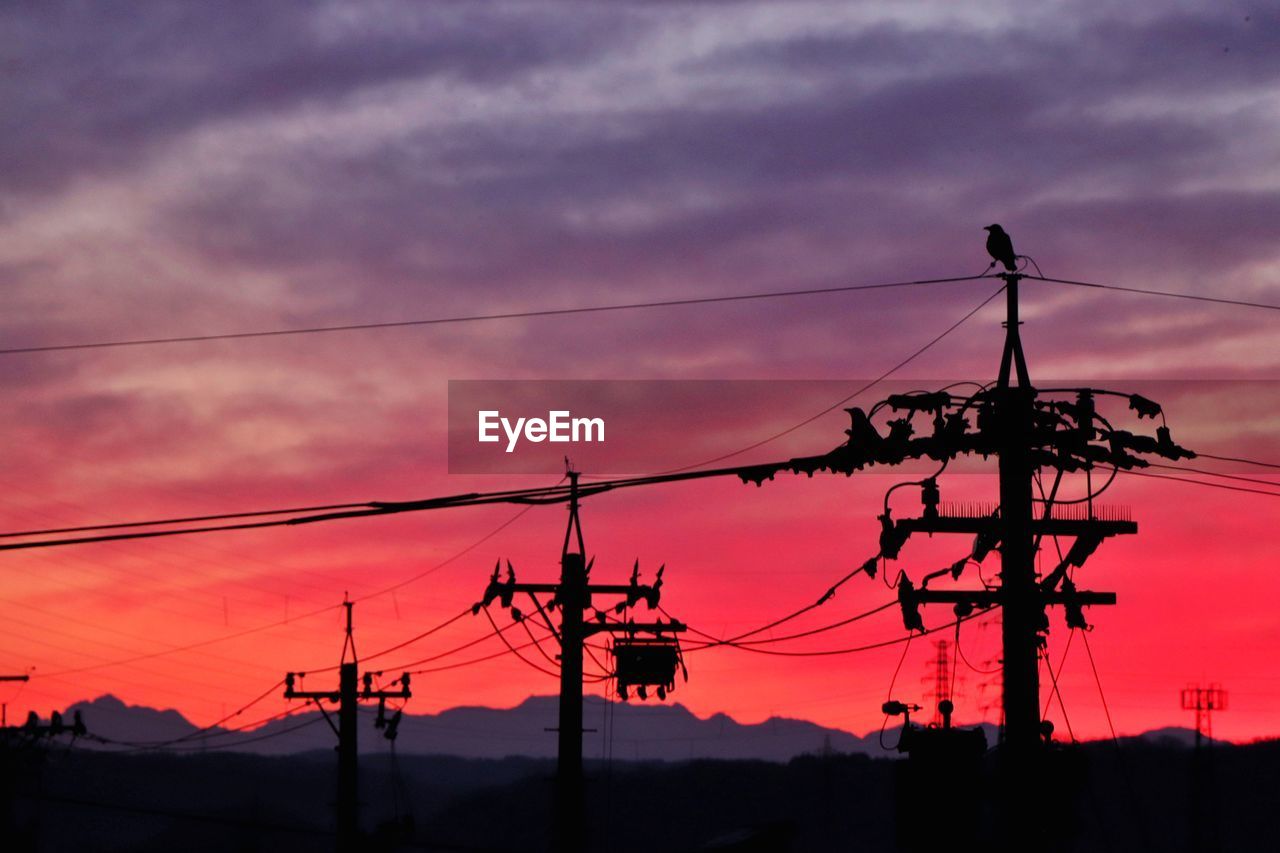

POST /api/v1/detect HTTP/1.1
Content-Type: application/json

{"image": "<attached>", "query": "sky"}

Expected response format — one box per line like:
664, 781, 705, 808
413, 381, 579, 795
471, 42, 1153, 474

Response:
1, 0, 1278, 744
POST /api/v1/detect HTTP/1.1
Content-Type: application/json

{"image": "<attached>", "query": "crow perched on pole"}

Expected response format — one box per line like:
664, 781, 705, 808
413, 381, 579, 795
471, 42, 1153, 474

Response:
984, 224, 1017, 272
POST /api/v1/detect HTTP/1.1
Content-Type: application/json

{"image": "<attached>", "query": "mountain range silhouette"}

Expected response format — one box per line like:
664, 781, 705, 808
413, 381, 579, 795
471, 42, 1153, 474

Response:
66, 694, 1214, 759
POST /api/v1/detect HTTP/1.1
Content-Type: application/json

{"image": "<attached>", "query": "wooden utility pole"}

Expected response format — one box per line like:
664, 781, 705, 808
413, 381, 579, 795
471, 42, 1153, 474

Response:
475, 470, 687, 853
0, 676, 29, 729
734, 262, 1193, 849
284, 601, 410, 853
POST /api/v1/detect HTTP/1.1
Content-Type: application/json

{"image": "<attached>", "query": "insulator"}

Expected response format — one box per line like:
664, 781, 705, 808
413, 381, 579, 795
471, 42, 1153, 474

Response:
921, 478, 941, 519
879, 511, 910, 560
897, 576, 925, 633
1128, 394, 1162, 419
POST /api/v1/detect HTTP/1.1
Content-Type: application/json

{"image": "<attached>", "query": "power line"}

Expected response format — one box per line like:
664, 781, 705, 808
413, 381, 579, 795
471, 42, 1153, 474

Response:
1119, 468, 1280, 498
0, 465, 739, 551
107, 679, 285, 749
1030, 275, 1280, 312
36, 604, 339, 678
402, 636, 544, 676
89, 705, 305, 750
1081, 629, 1119, 744
33, 505, 538, 678
0, 283, 1007, 555
159, 714, 326, 752
0, 501, 377, 540
668, 561, 878, 649
0, 273, 992, 356
482, 606, 559, 679
1197, 451, 1280, 471
386, 615, 529, 673
1150, 461, 1280, 488
666, 598, 895, 649
683, 608, 991, 657
299, 608, 473, 675
732, 600, 896, 646
652, 284, 1007, 473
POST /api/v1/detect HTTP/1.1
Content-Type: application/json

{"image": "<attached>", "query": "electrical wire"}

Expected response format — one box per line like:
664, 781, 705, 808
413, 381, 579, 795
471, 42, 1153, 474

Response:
1081, 629, 1119, 744
1029, 275, 1280, 312
652, 283, 1006, 473
30, 502, 538, 678
385, 616, 526, 672
1118, 468, 1280, 498
879, 632, 915, 750
103, 679, 286, 749
1040, 636, 1076, 742
0, 502, 377, 540
35, 604, 340, 678
481, 606, 559, 678
0, 471, 730, 550
0, 285, 1008, 554
1150, 461, 1280, 488
1080, 627, 1159, 853
677, 600, 896, 650
299, 607, 474, 675
88, 705, 314, 752
517, 616, 562, 669
672, 562, 879, 650
166, 715, 328, 752
1196, 452, 1280, 471
683, 607, 992, 657
400, 640, 542, 676
954, 619, 1001, 675
0, 273, 995, 357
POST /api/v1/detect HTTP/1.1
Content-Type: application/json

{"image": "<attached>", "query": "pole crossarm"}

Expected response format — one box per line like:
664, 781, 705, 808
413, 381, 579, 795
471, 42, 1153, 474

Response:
895, 517, 1136, 537
910, 588, 1116, 607
281, 604, 412, 853
470, 470, 689, 853
583, 620, 687, 638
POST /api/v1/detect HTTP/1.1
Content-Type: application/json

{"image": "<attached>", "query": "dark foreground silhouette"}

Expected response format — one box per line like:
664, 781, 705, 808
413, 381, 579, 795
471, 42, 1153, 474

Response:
3, 736, 1278, 852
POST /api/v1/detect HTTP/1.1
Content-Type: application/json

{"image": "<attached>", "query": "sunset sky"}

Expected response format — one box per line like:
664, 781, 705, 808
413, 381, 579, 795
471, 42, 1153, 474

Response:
1, 1, 1278, 744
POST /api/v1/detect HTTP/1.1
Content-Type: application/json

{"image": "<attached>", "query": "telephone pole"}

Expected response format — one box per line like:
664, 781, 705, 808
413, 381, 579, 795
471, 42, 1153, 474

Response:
740, 266, 1193, 850
996, 273, 1039, 763
283, 601, 410, 853
475, 470, 688, 853
0, 675, 28, 729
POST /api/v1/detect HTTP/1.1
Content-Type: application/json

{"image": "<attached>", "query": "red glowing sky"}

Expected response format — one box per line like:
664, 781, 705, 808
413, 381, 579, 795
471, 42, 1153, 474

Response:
1, 2, 1278, 743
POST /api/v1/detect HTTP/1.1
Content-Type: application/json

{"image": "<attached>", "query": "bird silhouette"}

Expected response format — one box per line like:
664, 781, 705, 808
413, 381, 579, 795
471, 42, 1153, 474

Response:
983, 224, 1017, 272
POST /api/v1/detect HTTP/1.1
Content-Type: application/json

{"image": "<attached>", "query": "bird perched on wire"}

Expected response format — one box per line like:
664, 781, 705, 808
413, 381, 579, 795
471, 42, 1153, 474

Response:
983, 224, 1017, 272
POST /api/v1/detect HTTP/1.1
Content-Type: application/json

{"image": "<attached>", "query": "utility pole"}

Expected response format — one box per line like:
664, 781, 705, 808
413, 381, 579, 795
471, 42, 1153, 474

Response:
902, 272, 1126, 846
475, 470, 688, 853
739, 264, 1193, 850
996, 273, 1039, 764
0, 675, 29, 729
284, 601, 411, 853
0, 707, 86, 740
0, 699, 88, 844
558, 473, 587, 853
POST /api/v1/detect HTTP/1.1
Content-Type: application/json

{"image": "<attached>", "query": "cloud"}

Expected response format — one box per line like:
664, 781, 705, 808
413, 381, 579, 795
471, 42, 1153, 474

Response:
0, 0, 640, 198
2, 1, 1279, 734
